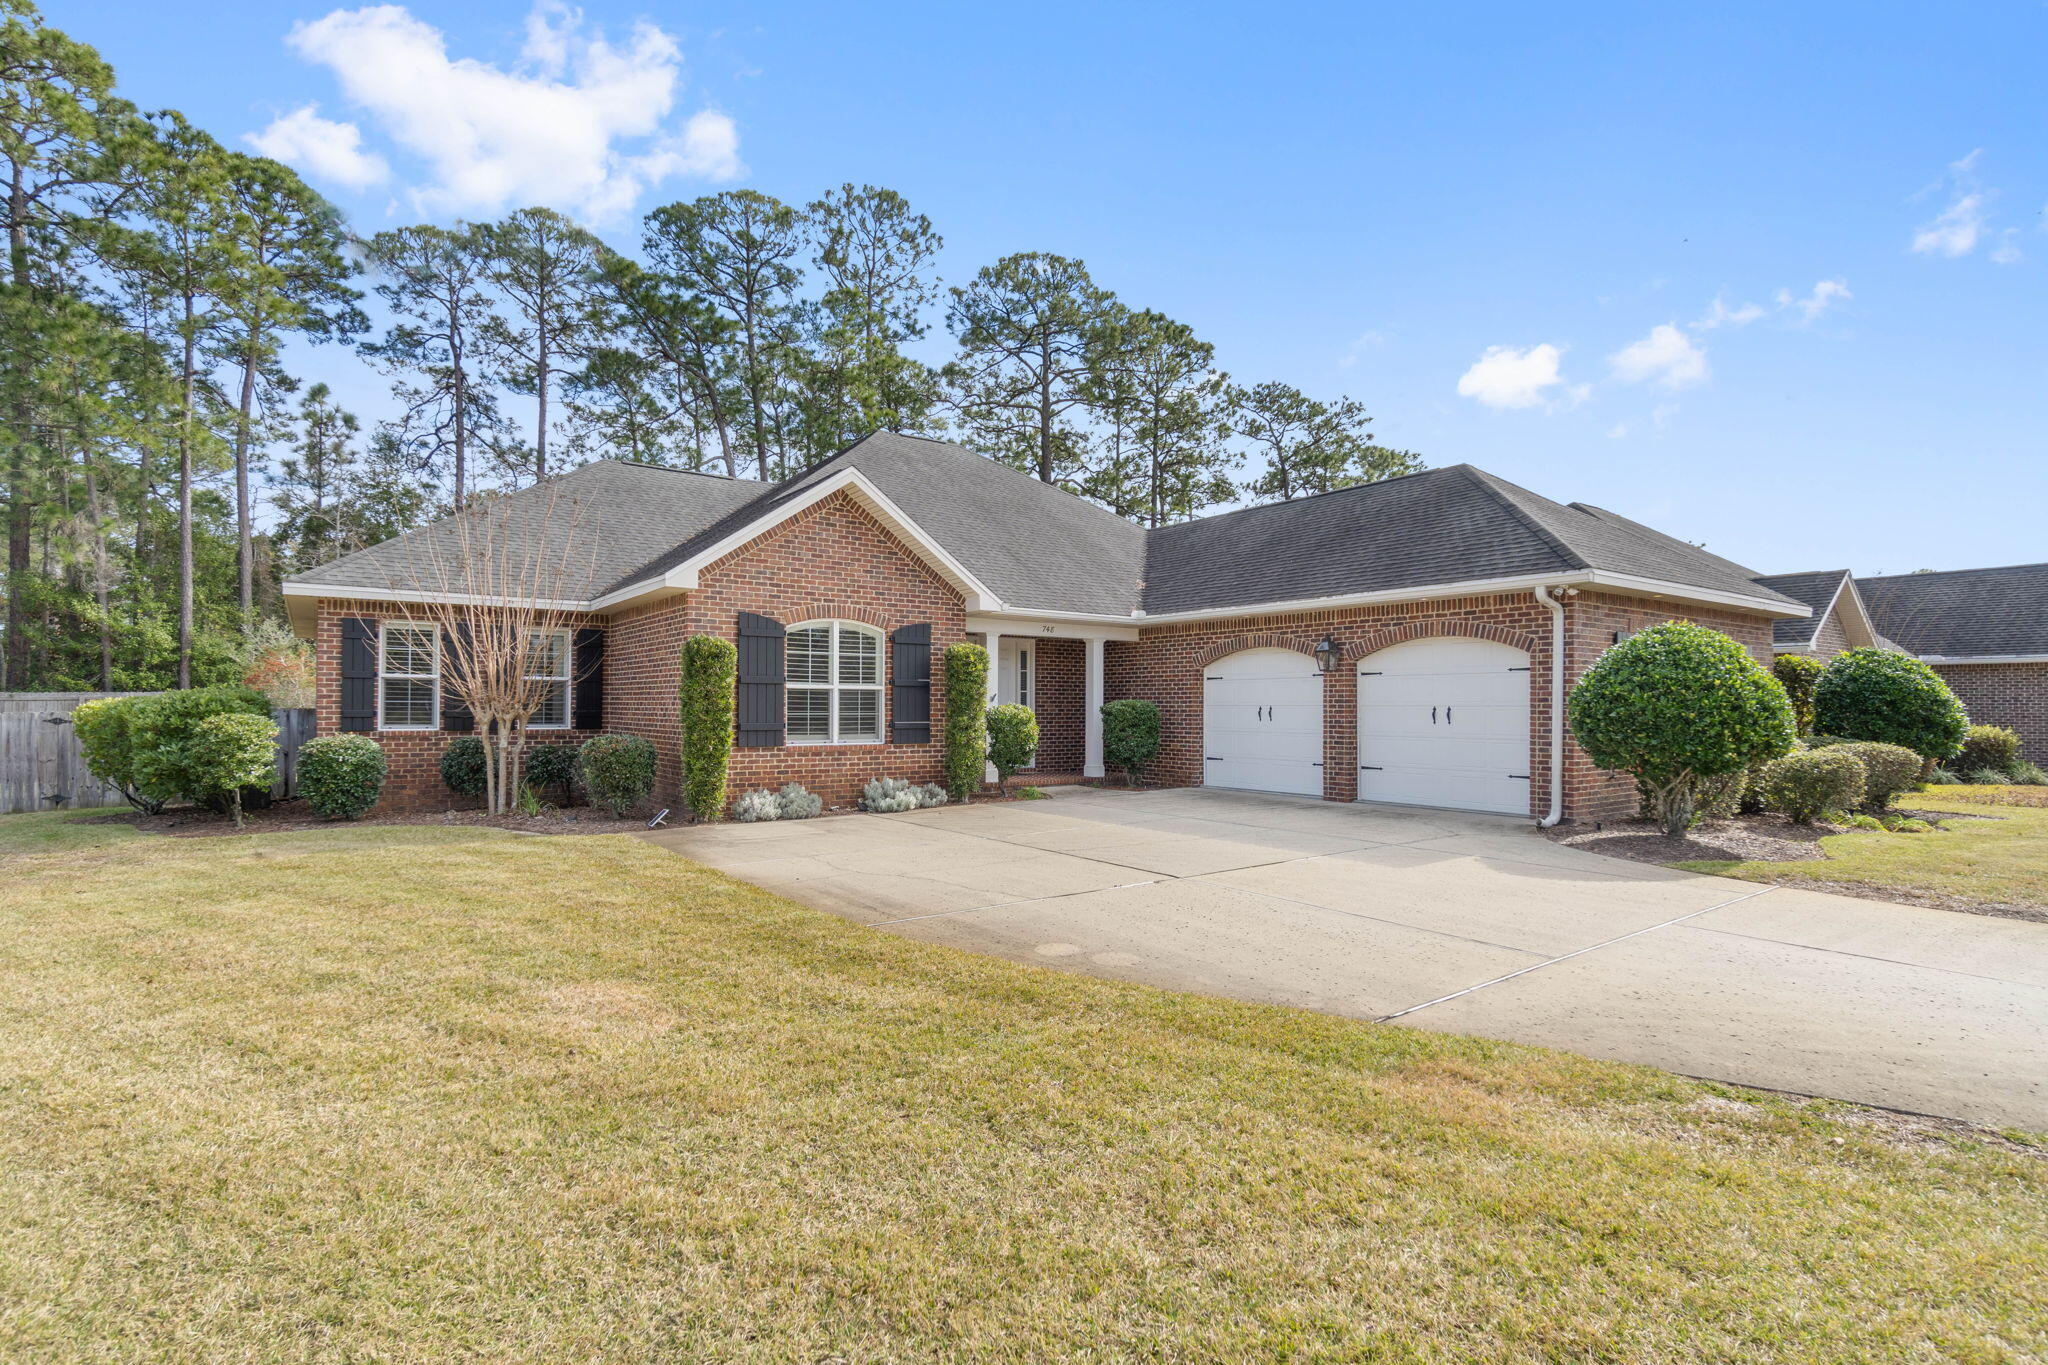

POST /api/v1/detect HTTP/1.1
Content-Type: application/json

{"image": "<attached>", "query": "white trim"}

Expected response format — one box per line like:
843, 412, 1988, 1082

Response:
1534, 587, 1566, 827
1129, 570, 1810, 626
785, 619, 885, 745
964, 612, 1140, 642
377, 621, 441, 732
1083, 636, 1106, 779
284, 582, 593, 612
525, 628, 573, 730
1918, 653, 2048, 666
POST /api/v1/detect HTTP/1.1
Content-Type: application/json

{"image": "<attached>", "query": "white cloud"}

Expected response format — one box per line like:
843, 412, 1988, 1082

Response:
1455, 343, 1580, 410
1336, 330, 1388, 369
1605, 422, 1629, 439
1774, 278, 1851, 323
1608, 323, 1708, 390
1693, 297, 1764, 331
1911, 150, 1995, 258
277, 2, 742, 220
1991, 229, 2023, 265
245, 104, 390, 191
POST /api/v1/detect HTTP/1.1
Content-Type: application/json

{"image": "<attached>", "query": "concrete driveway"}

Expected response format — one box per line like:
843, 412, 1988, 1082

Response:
639, 786, 2048, 1130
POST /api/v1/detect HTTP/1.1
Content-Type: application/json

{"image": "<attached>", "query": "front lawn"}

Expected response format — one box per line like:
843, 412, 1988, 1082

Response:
1, 812, 2043, 1362
1674, 788, 2048, 915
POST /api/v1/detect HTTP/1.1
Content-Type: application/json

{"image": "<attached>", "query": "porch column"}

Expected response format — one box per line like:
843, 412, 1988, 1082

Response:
980, 631, 1000, 784
1083, 635, 1106, 778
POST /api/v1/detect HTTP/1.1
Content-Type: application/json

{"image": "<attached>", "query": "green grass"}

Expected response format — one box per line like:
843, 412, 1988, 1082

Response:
0, 808, 149, 857
0, 816, 2043, 1362
1675, 789, 2048, 908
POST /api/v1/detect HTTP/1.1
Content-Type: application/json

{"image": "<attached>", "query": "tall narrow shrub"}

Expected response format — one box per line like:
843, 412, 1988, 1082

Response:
943, 642, 989, 801
1101, 698, 1160, 786
987, 704, 1040, 794
188, 712, 279, 827
680, 634, 737, 821
1813, 648, 1969, 763
1771, 655, 1825, 735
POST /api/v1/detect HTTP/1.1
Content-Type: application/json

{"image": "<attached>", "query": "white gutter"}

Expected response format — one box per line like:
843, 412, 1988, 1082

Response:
1916, 653, 2048, 666
1534, 585, 1569, 827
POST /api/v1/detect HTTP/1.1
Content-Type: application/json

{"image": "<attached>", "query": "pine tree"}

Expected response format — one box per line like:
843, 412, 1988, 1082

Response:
800, 184, 941, 456
481, 206, 600, 482
271, 382, 359, 570
1084, 308, 1235, 526
1229, 381, 1423, 503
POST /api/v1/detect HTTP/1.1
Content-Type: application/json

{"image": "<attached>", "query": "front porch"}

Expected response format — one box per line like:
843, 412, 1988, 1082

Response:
969, 619, 1138, 783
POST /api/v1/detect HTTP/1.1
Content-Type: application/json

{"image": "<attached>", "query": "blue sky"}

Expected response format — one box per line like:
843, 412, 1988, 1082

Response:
52, 0, 2048, 576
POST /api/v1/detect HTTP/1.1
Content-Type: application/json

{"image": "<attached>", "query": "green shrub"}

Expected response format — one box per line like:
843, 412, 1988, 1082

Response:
525, 743, 577, 803
187, 712, 278, 827
1018, 786, 1048, 800
680, 634, 736, 822
1771, 654, 1825, 734
1956, 724, 2023, 777
297, 734, 386, 821
1924, 766, 1963, 785
1757, 746, 1866, 825
943, 642, 990, 801
1813, 648, 1969, 763
1886, 816, 1933, 834
1833, 740, 1923, 813
1962, 769, 2010, 786
986, 703, 1039, 795
129, 685, 273, 809
1846, 813, 1885, 831
577, 734, 656, 817
73, 696, 170, 814
1101, 698, 1160, 787
2012, 760, 2048, 786
1567, 621, 1797, 835
441, 735, 487, 797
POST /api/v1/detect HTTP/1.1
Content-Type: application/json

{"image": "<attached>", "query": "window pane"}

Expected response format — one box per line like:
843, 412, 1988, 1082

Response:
838, 627, 879, 685
788, 687, 829, 740
838, 687, 880, 741
527, 631, 568, 679
530, 682, 567, 729
788, 626, 830, 684
383, 677, 435, 728
384, 626, 435, 677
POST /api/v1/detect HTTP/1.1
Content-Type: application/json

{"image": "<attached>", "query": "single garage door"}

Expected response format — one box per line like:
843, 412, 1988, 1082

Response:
1203, 648, 1324, 796
1357, 637, 1531, 815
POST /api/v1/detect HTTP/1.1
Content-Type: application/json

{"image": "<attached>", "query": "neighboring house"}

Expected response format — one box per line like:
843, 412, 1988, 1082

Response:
1749, 570, 1889, 658
283, 432, 1809, 823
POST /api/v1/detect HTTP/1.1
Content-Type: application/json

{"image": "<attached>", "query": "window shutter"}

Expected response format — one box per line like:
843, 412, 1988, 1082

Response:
890, 623, 932, 743
735, 611, 786, 748
339, 618, 377, 732
573, 627, 605, 730
440, 622, 473, 732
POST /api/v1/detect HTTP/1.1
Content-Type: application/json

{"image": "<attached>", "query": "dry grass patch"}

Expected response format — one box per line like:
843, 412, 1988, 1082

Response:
0, 811, 2043, 1363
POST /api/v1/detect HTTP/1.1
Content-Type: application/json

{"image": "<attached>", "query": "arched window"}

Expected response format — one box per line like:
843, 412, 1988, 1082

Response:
786, 620, 883, 743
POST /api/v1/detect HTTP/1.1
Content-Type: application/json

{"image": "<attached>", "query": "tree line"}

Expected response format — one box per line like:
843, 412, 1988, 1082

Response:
1, 1, 1421, 694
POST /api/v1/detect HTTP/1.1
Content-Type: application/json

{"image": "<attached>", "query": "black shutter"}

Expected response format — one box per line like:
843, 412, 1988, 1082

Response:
573, 628, 605, 730
890, 622, 932, 743
736, 611, 786, 748
339, 617, 377, 732
440, 622, 473, 732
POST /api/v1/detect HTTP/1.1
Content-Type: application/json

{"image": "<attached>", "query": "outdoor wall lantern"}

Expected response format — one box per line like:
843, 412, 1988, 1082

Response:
1313, 634, 1343, 673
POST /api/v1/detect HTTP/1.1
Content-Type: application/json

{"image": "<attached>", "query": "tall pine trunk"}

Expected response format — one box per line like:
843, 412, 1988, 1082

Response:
5, 167, 35, 689
232, 338, 259, 628
84, 455, 112, 689
177, 291, 197, 689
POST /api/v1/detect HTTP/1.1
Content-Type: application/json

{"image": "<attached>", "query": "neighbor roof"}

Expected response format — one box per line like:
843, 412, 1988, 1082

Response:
1751, 570, 1852, 650
1858, 563, 2048, 658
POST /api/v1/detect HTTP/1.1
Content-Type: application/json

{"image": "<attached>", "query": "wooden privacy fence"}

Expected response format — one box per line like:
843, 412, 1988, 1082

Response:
0, 693, 316, 815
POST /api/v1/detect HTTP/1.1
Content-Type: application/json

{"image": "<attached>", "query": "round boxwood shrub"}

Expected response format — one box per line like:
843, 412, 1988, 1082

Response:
1956, 724, 2023, 778
440, 734, 488, 797
1757, 746, 1866, 825
129, 685, 273, 810
1567, 620, 1797, 836
297, 734, 387, 820
1771, 654, 1825, 735
986, 703, 1040, 795
1101, 698, 1160, 787
524, 743, 578, 803
943, 642, 990, 801
577, 734, 657, 816
1813, 648, 1968, 763
1831, 740, 1922, 813
680, 634, 737, 822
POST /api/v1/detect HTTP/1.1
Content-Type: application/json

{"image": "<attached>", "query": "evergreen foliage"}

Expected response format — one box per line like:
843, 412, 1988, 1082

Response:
297, 734, 386, 821
986, 704, 1040, 794
1813, 648, 1970, 762
577, 734, 656, 816
1100, 699, 1160, 786
942, 643, 989, 801
679, 633, 736, 821
1770, 655, 1826, 735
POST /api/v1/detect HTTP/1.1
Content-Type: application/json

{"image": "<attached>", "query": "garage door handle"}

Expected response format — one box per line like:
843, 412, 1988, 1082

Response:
1431, 706, 1437, 724
1446, 707, 1453, 725
1359, 765, 1382, 770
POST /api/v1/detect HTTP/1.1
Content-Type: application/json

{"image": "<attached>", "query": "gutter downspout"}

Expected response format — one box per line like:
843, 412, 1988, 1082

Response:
1534, 585, 1568, 827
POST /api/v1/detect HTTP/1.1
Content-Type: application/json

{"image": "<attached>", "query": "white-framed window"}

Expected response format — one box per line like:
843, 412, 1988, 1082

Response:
379, 622, 440, 730
787, 620, 883, 744
527, 629, 571, 729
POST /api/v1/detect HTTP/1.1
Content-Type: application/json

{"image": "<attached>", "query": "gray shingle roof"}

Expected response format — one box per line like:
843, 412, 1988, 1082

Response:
1858, 563, 2048, 657
1751, 570, 1851, 649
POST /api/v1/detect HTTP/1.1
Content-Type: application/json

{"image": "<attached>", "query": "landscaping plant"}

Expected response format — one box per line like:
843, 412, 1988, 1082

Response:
1770, 654, 1825, 735
577, 735, 657, 817
524, 743, 578, 805
186, 712, 279, 827
73, 696, 170, 814
1756, 746, 1866, 825
441, 735, 488, 797
861, 777, 922, 813
1566, 621, 1797, 835
914, 782, 949, 809
1101, 698, 1160, 786
680, 634, 737, 822
986, 703, 1040, 795
1956, 724, 2023, 778
943, 642, 989, 800
1813, 648, 1969, 766
733, 790, 781, 822
296, 734, 387, 820
1831, 740, 1923, 814
776, 783, 823, 819
128, 685, 274, 810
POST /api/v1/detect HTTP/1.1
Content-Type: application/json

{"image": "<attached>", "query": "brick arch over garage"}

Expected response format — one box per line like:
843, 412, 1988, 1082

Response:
1343, 620, 1540, 663
1193, 635, 1322, 668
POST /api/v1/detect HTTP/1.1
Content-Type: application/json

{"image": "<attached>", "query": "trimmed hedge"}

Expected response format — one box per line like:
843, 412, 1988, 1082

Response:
987, 704, 1039, 794
129, 685, 273, 810
189, 712, 279, 826
1101, 699, 1160, 787
73, 696, 169, 814
1757, 746, 1865, 825
943, 643, 990, 801
1771, 655, 1825, 735
441, 735, 488, 797
1566, 621, 1797, 835
1832, 740, 1922, 813
577, 734, 656, 817
524, 743, 578, 803
1813, 648, 1968, 762
1957, 724, 2023, 777
298, 734, 387, 820
680, 634, 737, 822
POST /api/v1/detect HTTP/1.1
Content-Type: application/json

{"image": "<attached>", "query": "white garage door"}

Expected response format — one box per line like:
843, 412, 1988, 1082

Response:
1203, 648, 1324, 796
1357, 638, 1531, 815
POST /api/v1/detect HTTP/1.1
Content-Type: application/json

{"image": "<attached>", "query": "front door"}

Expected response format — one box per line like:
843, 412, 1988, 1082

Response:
996, 638, 1037, 768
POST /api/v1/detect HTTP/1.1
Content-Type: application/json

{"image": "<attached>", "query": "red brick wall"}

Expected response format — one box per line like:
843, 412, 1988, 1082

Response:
1104, 589, 1778, 824
1030, 637, 1086, 773
1934, 661, 2048, 767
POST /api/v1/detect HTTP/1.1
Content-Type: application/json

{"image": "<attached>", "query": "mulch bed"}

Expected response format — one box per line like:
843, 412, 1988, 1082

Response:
89, 804, 650, 839
1546, 812, 1838, 866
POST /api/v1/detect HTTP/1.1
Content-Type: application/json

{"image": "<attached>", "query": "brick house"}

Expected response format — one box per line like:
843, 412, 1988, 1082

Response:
283, 432, 1812, 824
1753, 564, 2048, 764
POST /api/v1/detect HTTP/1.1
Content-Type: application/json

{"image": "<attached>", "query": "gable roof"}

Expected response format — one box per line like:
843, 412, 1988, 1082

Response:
284, 435, 1804, 625
1858, 562, 2048, 659
1751, 570, 1853, 649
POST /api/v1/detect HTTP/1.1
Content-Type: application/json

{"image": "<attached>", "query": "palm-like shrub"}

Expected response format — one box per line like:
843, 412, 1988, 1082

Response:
1813, 648, 1968, 763
1771, 655, 1825, 735
577, 734, 657, 817
298, 734, 387, 820
986, 704, 1040, 795
680, 634, 737, 821
943, 643, 990, 801
1567, 621, 1797, 835
1757, 747, 1866, 825
1101, 699, 1160, 787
